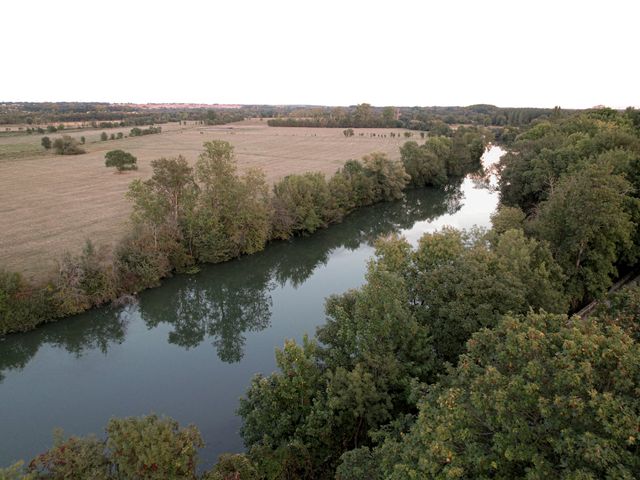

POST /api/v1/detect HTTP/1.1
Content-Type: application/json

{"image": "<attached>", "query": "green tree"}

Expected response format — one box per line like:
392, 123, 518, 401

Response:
100, 131, 108, 141
190, 140, 271, 261
535, 162, 635, 304
400, 141, 447, 187
271, 172, 331, 238
105, 149, 138, 172
40, 136, 51, 149
361, 152, 409, 202
379, 312, 640, 479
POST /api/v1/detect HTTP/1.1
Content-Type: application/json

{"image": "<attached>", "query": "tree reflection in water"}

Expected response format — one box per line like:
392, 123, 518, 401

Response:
0, 183, 464, 378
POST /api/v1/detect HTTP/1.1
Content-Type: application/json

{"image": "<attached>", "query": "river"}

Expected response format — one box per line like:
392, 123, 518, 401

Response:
0, 146, 504, 468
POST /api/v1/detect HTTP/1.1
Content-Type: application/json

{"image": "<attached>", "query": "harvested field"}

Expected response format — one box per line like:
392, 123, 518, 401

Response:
0, 119, 415, 279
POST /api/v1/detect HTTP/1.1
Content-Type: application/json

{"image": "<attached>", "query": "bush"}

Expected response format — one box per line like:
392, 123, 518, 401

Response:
107, 415, 203, 479
52, 240, 117, 316
100, 131, 108, 141
12, 415, 204, 480
0, 269, 53, 334
115, 231, 172, 293
27, 430, 109, 479
105, 149, 138, 172
52, 135, 85, 155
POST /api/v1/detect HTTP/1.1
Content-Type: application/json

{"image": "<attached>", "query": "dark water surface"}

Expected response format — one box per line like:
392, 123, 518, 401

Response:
0, 147, 503, 468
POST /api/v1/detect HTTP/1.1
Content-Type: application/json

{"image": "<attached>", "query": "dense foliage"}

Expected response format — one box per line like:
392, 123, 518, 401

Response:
499, 108, 640, 307
235, 226, 573, 478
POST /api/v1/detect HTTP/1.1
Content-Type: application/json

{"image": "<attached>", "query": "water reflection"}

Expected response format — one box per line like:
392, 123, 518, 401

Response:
0, 308, 129, 383
0, 182, 465, 380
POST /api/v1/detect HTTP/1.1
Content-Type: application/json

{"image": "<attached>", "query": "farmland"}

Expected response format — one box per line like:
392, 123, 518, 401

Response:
0, 119, 415, 278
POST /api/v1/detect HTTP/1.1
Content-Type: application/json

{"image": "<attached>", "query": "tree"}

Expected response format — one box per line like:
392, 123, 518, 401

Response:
190, 140, 271, 262
105, 149, 138, 172
361, 152, 409, 202
41, 136, 51, 149
535, 163, 635, 304
52, 135, 85, 155
378, 312, 640, 479
400, 141, 447, 187
100, 131, 108, 141
144, 156, 197, 226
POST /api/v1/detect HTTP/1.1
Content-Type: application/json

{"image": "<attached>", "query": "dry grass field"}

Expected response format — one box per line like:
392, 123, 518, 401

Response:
0, 119, 415, 279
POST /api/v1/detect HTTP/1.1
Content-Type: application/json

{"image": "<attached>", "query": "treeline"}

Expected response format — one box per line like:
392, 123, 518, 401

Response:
129, 126, 162, 136
0, 102, 253, 126
266, 103, 585, 131
0, 131, 486, 336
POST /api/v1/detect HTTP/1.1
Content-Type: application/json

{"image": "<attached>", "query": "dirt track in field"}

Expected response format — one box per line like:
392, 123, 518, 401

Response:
0, 119, 414, 279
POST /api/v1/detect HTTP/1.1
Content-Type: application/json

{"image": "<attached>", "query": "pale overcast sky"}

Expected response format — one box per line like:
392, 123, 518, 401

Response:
2, 0, 638, 108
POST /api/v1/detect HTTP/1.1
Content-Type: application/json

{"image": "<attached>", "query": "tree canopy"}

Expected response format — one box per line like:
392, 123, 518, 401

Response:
104, 150, 138, 172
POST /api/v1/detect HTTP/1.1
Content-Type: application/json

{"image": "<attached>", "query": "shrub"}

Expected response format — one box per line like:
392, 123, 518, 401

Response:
27, 430, 109, 479
52, 240, 117, 316
107, 415, 203, 479
41, 136, 51, 149
52, 135, 85, 155
100, 131, 108, 141
0, 269, 53, 334
115, 231, 171, 293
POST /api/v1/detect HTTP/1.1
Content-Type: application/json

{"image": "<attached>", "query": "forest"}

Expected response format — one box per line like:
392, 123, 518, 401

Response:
2, 107, 640, 479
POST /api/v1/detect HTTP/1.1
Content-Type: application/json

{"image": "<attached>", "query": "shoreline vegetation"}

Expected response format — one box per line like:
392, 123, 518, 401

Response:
3, 106, 640, 479
0, 127, 487, 336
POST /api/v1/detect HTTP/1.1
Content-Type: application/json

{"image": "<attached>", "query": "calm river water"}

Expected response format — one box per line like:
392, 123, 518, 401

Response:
0, 146, 503, 468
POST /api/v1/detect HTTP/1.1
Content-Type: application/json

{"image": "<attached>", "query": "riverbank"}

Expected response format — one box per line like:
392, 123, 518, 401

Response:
1, 133, 490, 336
0, 146, 503, 468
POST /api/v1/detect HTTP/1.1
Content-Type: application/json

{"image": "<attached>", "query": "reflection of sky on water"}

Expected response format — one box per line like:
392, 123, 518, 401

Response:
401, 146, 503, 245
